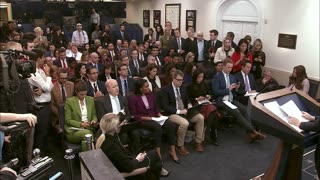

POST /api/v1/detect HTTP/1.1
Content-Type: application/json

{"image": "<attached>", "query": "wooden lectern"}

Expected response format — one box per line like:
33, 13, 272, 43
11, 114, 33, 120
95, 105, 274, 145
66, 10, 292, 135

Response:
248, 88, 320, 180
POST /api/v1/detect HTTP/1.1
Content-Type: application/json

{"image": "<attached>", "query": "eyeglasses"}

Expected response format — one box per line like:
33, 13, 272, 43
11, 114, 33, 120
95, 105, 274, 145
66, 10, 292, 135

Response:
175, 78, 183, 82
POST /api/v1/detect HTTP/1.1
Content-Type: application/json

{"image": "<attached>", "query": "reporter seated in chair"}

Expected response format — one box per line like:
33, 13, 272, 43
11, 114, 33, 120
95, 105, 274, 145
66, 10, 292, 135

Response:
128, 79, 178, 163
64, 80, 97, 151
96, 113, 170, 180
187, 70, 219, 146
256, 70, 279, 93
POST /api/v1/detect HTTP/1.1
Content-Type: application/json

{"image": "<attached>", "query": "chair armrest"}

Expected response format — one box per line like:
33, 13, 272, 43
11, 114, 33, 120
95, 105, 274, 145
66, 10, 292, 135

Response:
121, 167, 148, 177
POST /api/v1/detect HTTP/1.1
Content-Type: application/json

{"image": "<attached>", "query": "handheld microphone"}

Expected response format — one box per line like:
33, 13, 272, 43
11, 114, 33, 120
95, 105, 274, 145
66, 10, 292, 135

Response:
254, 84, 277, 100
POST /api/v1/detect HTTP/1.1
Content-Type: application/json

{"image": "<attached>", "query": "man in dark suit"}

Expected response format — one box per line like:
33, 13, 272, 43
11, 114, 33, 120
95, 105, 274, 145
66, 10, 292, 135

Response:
172, 28, 186, 57
205, 29, 222, 62
137, 44, 148, 62
129, 49, 143, 77
212, 59, 265, 142
159, 70, 205, 154
188, 31, 208, 63
113, 24, 129, 44
53, 48, 70, 68
86, 67, 107, 97
227, 31, 237, 49
120, 55, 138, 78
86, 52, 104, 73
151, 46, 164, 66
116, 64, 135, 96
235, 60, 257, 105
98, 63, 116, 82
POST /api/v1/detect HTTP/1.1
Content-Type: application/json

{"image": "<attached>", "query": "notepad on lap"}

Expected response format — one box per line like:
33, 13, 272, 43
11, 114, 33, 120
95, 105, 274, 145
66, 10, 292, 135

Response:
223, 101, 237, 109
152, 116, 168, 126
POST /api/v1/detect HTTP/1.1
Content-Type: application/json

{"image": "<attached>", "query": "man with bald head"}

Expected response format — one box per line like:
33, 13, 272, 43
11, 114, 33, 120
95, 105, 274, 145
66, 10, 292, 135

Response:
86, 52, 103, 73
188, 31, 208, 63
95, 79, 130, 121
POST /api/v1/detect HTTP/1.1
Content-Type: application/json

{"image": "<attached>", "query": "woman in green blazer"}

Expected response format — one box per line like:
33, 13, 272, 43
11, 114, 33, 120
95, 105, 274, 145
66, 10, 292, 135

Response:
64, 80, 97, 151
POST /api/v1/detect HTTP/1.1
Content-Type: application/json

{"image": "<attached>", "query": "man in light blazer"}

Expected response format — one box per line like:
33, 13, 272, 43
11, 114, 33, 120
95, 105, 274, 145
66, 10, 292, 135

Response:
51, 68, 74, 134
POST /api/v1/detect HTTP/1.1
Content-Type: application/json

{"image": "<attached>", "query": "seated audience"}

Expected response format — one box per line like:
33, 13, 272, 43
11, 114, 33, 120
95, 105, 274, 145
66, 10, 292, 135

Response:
164, 48, 176, 65
66, 43, 82, 61
256, 70, 279, 92
129, 49, 143, 77
86, 52, 103, 73
51, 68, 74, 134
79, 51, 90, 64
143, 64, 162, 92
86, 67, 107, 97
287, 65, 310, 94
160, 70, 205, 154
187, 70, 219, 145
183, 62, 197, 84
68, 57, 77, 78
74, 63, 88, 82
98, 63, 115, 82
116, 64, 136, 96
212, 59, 265, 142
214, 37, 235, 63
128, 79, 178, 162
64, 81, 97, 151
250, 39, 266, 80
53, 47, 70, 68
235, 60, 257, 105
231, 38, 252, 74
162, 64, 176, 86
96, 113, 170, 179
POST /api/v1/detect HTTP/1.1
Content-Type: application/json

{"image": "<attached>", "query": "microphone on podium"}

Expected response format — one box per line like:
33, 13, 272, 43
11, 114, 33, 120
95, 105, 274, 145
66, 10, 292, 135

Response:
254, 84, 278, 100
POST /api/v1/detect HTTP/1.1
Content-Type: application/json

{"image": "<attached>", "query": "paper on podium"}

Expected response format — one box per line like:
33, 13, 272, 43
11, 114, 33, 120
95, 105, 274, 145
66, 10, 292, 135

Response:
263, 101, 306, 132
152, 116, 168, 126
280, 100, 309, 123
223, 101, 237, 109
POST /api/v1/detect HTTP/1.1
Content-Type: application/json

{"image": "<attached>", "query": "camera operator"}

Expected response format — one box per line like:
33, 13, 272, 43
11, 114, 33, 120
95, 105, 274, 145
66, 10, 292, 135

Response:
27, 48, 53, 155
0, 113, 37, 180
1, 41, 36, 164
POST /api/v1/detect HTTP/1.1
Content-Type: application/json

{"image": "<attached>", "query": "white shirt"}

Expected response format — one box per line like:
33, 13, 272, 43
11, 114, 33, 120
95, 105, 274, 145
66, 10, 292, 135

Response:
197, 40, 205, 61
91, 13, 100, 25
71, 30, 89, 46
222, 71, 231, 101
171, 82, 181, 114
66, 51, 82, 61
60, 58, 68, 68
79, 99, 88, 122
241, 71, 251, 92
28, 68, 53, 103
109, 95, 121, 114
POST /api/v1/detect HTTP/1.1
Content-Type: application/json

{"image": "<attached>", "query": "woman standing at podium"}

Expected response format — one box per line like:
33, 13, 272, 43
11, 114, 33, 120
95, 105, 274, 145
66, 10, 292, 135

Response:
289, 112, 320, 178
96, 113, 170, 179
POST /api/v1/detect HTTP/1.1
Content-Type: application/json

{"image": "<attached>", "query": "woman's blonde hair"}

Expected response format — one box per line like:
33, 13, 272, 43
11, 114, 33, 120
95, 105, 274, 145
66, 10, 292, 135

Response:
185, 52, 195, 62
95, 113, 120, 149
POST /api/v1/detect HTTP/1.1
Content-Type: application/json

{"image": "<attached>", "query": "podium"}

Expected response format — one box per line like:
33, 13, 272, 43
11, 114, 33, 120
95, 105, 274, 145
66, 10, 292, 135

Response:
248, 88, 320, 180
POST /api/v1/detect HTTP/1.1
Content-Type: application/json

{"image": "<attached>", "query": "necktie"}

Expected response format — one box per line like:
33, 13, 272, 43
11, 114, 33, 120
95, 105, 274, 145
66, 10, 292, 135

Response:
62, 59, 67, 68
78, 31, 82, 46
134, 60, 139, 74
176, 88, 184, 110
93, 83, 98, 93
121, 32, 124, 41
226, 74, 233, 102
123, 80, 128, 95
211, 41, 214, 47
61, 84, 66, 101
114, 96, 121, 113
128, 68, 132, 77
156, 56, 161, 66
177, 38, 181, 50
244, 75, 250, 91
95, 64, 99, 71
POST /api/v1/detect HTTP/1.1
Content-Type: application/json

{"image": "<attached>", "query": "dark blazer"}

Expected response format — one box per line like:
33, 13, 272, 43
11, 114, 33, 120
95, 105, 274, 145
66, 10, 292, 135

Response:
98, 73, 115, 82
128, 93, 159, 121
234, 72, 257, 105
212, 72, 238, 107
86, 80, 107, 97
205, 40, 222, 60
113, 30, 129, 43
172, 37, 187, 52
231, 41, 237, 49
94, 94, 130, 121
129, 59, 143, 77
86, 62, 104, 73
53, 58, 70, 68
188, 39, 208, 62
159, 83, 189, 115
116, 77, 136, 96
100, 133, 140, 172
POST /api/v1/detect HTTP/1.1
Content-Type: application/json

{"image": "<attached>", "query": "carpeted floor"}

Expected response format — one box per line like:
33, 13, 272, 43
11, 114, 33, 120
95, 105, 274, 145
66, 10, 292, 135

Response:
45, 125, 318, 180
